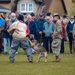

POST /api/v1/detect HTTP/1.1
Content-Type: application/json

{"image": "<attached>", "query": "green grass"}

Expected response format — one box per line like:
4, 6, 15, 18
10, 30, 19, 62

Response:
0, 42, 75, 75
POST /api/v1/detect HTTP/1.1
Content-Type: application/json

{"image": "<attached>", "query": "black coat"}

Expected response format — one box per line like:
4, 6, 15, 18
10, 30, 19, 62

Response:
2, 24, 10, 38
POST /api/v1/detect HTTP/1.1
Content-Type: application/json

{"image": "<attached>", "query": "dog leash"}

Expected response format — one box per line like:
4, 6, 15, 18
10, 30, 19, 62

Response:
40, 34, 42, 45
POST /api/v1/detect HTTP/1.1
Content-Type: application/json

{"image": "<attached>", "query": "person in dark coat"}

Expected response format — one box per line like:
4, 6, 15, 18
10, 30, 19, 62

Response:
66, 16, 75, 54
25, 14, 41, 38
36, 13, 46, 44
25, 14, 41, 54
0, 15, 5, 53
2, 18, 10, 54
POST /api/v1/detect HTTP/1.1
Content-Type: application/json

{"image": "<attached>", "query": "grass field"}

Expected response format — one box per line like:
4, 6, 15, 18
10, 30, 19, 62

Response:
0, 42, 75, 75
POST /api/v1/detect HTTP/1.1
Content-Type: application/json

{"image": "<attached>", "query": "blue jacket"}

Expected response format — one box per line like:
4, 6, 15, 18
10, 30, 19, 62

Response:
0, 18, 5, 28
36, 19, 46, 31
25, 21, 39, 34
43, 21, 54, 37
66, 21, 75, 36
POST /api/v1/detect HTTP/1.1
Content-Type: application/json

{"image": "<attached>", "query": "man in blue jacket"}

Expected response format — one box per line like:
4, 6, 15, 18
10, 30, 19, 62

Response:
0, 14, 5, 53
43, 16, 54, 53
25, 14, 41, 38
36, 13, 46, 44
25, 14, 42, 54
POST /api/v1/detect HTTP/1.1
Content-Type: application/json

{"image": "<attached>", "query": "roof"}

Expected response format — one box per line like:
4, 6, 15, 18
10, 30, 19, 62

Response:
42, 0, 67, 14
61, 0, 67, 14
33, 0, 44, 4
0, 0, 11, 3
0, 6, 11, 13
11, 0, 20, 12
34, 0, 43, 2
42, 0, 52, 14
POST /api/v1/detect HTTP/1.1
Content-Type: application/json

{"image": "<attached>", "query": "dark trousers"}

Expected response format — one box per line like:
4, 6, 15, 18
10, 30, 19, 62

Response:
60, 38, 65, 53
68, 33, 73, 53
9, 39, 33, 62
0, 37, 3, 53
43, 37, 53, 53
68, 33, 73, 47
35, 33, 44, 44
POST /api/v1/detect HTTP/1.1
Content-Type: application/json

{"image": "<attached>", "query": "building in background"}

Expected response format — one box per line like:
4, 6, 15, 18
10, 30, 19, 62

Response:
16, 0, 73, 16
0, 0, 74, 17
0, 0, 14, 18
42, 0, 73, 16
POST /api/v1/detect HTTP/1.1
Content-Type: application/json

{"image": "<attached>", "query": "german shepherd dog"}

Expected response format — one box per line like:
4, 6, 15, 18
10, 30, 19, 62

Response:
28, 39, 48, 62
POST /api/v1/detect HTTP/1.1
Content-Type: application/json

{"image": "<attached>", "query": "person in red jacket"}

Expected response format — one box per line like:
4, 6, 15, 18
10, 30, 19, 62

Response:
60, 21, 66, 53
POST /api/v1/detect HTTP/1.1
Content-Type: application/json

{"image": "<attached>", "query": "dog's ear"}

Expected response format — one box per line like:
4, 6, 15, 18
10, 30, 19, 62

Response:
32, 39, 37, 43
30, 34, 34, 40
29, 39, 37, 47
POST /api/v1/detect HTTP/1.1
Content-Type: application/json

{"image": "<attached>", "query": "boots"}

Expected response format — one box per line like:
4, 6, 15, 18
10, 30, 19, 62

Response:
70, 46, 72, 54
53, 56, 61, 62
28, 57, 33, 63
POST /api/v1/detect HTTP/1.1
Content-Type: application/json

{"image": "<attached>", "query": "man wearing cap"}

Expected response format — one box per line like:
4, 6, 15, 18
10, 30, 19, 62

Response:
30, 13, 36, 21
8, 14, 33, 63
30, 13, 37, 27
43, 16, 54, 53
36, 13, 46, 43
23, 13, 28, 22
52, 13, 62, 62
46, 12, 53, 21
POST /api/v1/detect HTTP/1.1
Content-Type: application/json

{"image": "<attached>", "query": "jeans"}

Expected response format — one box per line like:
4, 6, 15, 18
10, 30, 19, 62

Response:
9, 39, 33, 62
3, 38, 10, 53
68, 33, 73, 47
